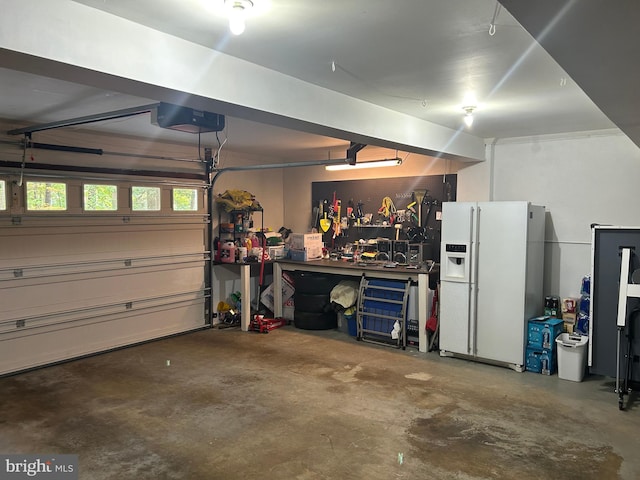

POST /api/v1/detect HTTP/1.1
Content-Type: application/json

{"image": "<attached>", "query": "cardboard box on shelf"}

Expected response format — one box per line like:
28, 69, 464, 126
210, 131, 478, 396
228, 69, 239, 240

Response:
268, 245, 285, 259
562, 297, 578, 314
289, 245, 323, 261
290, 233, 323, 250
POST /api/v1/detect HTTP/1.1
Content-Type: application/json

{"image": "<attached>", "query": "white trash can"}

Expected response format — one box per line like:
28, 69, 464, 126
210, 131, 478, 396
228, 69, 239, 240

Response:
556, 333, 589, 382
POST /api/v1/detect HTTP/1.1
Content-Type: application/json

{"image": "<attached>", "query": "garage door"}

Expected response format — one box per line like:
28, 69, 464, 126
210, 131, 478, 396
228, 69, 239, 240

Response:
0, 174, 209, 375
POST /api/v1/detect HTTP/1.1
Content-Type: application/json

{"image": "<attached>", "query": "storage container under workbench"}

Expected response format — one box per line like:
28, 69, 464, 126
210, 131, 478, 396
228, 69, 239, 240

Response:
272, 259, 434, 352
357, 278, 412, 349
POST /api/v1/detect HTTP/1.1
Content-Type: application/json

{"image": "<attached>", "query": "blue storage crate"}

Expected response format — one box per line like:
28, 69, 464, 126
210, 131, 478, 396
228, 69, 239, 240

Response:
527, 317, 564, 350
361, 299, 402, 334
525, 346, 557, 375
364, 279, 406, 301
362, 299, 404, 314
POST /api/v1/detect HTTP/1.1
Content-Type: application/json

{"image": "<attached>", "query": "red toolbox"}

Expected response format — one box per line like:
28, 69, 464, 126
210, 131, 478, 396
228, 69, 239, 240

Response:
249, 315, 287, 333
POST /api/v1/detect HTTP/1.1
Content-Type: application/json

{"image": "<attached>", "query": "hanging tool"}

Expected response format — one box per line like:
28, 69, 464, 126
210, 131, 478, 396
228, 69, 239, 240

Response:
378, 196, 396, 221
255, 232, 268, 313
320, 199, 331, 232
330, 190, 341, 242
395, 223, 403, 241
406, 201, 419, 224
312, 200, 320, 231
413, 189, 426, 226
421, 190, 438, 229
356, 201, 364, 223
327, 196, 335, 223
378, 197, 391, 217
320, 212, 331, 232
333, 198, 342, 238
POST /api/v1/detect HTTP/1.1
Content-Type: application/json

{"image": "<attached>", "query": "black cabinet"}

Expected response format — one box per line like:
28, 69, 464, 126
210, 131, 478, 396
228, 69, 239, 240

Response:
591, 226, 640, 382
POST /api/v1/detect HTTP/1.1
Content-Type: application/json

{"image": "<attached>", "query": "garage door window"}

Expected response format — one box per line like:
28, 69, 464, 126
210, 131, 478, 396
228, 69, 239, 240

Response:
84, 184, 118, 211
0, 180, 5, 210
173, 188, 198, 211
132, 186, 160, 211
26, 181, 67, 211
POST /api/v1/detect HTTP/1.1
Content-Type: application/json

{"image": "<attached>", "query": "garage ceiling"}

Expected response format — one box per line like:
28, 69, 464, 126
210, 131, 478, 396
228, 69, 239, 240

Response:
0, 0, 636, 160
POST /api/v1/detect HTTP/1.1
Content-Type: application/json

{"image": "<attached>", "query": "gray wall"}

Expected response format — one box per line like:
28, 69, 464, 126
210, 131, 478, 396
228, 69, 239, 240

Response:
457, 129, 640, 298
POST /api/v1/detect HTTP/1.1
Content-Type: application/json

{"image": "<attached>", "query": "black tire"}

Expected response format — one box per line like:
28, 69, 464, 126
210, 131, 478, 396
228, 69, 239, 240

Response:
293, 310, 337, 330
293, 273, 338, 295
293, 293, 330, 313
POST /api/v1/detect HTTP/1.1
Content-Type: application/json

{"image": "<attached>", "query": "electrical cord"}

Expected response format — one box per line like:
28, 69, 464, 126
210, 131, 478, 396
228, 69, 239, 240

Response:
489, 1, 501, 36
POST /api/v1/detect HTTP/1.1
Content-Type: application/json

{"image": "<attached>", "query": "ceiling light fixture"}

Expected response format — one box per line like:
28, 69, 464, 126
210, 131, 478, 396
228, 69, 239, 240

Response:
325, 158, 402, 171
225, 0, 253, 35
462, 105, 476, 128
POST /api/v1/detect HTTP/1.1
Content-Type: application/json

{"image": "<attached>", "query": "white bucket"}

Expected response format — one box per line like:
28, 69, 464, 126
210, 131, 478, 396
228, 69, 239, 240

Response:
556, 333, 589, 382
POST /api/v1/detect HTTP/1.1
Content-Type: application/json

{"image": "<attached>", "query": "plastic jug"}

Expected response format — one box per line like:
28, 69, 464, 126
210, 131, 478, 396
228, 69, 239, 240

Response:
220, 242, 235, 263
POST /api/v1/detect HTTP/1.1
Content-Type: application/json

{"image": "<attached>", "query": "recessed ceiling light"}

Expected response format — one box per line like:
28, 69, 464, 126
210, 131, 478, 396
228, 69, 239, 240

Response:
463, 106, 476, 128
225, 0, 253, 35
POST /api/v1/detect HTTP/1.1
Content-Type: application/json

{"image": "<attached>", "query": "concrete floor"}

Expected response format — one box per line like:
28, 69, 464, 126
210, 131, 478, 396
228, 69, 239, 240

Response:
1, 326, 639, 480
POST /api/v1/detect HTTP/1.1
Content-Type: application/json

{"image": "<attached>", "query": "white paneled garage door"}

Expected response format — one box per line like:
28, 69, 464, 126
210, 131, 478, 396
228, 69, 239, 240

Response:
0, 174, 209, 376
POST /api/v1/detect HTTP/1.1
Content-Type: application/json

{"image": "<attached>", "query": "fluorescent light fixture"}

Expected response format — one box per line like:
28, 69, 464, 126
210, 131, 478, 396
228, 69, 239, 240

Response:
325, 158, 402, 171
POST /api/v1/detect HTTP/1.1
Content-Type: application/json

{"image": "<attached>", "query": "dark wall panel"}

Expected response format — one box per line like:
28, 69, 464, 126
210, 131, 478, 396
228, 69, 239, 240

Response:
311, 174, 456, 260
591, 227, 640, 382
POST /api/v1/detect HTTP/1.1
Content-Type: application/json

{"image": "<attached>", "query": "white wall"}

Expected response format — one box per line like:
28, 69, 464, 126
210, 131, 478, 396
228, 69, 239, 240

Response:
458, 129, 640, 299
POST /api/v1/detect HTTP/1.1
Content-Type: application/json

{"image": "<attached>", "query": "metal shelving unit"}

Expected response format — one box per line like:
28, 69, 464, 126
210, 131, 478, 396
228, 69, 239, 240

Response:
218, 207, 263, 246
356, 276, 412, 349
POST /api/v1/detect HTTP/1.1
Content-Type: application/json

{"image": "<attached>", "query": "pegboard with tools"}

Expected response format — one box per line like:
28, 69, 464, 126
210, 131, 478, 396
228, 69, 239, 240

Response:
311, 175, 456, 259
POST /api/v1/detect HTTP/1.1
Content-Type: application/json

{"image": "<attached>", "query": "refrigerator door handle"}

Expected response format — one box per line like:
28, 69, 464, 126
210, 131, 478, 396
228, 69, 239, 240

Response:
467, 282, 473, 354
474, 206, 480, 285
467, 206, 475, 354
471, 205, 481, 356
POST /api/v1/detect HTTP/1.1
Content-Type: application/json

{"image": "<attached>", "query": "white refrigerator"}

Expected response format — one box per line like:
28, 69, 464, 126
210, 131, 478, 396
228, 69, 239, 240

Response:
439, 201, 545, 371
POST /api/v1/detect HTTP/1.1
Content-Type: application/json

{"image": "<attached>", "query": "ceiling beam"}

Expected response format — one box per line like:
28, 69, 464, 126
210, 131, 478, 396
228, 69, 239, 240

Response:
0, 0, 486, 162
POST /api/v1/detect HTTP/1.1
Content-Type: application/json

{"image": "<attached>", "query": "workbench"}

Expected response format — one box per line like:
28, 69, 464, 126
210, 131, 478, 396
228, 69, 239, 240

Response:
273, 259, 433, 352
